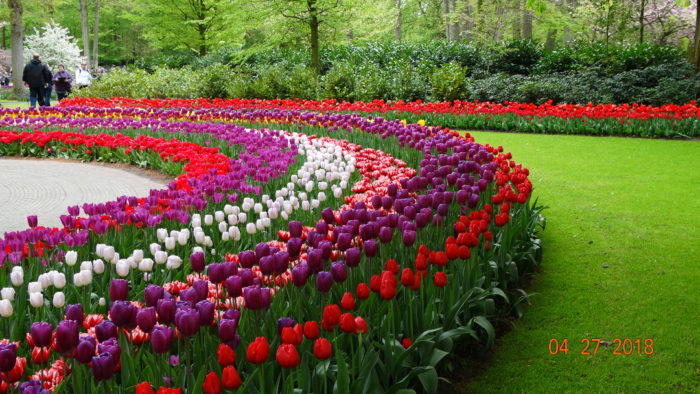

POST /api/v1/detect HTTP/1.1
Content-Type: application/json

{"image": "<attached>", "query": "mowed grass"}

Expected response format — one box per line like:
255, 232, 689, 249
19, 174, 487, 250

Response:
0, 100, 30, 109
457, 132, 700, 393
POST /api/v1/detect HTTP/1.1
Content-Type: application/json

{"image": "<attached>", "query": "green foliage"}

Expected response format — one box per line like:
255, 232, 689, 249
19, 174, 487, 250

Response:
491, 40, 543, 75
430, 62, 468, 101
320, 62, 356, 101
196, 64, 233, 99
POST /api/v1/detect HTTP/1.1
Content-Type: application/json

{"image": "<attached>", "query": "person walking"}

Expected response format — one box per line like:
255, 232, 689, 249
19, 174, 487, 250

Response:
22, 53, 52, 108
44, 65, 53, 106
75, 62, 93, 89
52, 64, 73, 101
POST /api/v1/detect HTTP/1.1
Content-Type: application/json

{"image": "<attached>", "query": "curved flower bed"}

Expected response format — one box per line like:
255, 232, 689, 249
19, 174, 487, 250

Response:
0, 100, 543, 393
57, 97, 700, 138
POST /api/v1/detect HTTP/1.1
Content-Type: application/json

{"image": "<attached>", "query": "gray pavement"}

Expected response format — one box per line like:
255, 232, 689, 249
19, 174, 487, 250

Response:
0, 158, 167, 234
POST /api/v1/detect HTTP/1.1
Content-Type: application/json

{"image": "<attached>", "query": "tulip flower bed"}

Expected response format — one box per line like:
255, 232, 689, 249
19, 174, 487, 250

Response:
59, 97, 700, 138
0, 100, 544, 393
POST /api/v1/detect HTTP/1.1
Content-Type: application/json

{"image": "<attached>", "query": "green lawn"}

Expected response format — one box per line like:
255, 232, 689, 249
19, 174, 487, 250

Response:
457, 131, 700, 393
0, 100, 30, 109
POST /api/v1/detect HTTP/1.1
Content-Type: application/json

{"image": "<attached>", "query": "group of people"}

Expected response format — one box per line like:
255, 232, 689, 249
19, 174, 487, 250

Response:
21, 53, 94, 108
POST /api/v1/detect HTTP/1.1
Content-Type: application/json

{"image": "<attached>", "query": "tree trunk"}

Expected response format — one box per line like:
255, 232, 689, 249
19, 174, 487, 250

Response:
460, 1, 473, 39
443, 0, 451, 39
694, 0, 700, 71
309, 0, 320, 75
450, 0, 460, 39
79, 0, 90, 65
512, 1, 522, 39
522, 1, 533, 39
545, 29, 557, 50
639, 0, 646, 44
395, 0, 402, 40
2, 25, 6, 50
8, 0, 23, 97
92, 0, 100, 69
198, 24, 207, 56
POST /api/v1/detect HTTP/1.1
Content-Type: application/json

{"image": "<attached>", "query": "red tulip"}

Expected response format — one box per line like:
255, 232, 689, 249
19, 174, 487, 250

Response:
31, 346, 51, 364
384, 259, 399, 274
303, 321, 320, 340
354, 316, 368, 334
379, 271, 397, 300
136, 382, 156, 394
313, 338, 332, 360
216, 343, 236, 366
322, 304, 341, 327
339, 313, 356, 333
369, 275, 381, 292
222, 365, 242, 389
246, 337, 269, 364
340, 292, 355, 310
356, 283, 370, 299
202, 371, 222, 394
400, 268, 414, 287
276, 344, 300, 368
402, 338, 412, 349
281, 327, 301, 345
434, 272, 448, 287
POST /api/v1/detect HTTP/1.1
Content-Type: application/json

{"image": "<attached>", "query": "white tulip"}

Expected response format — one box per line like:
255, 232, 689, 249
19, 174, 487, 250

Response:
132, 249, 144, 263
218, 221, 228, 233
144, 272, 152, 281
305, 182, 314, 193
259, 212, 268, 219
318, 181, 328, 190
192, 218, 202, 228
194, 231, 206, 244
232, 206, 240, 215
255, 219, 264, 231
221, 232, 230, 242
301, 201, 310, 211
215, 211, 225, 222
28, 282, 42, 294
318, 192, 326, 202
192, 246, 204, 254
333, 188, 343, 198
52, 272, 66, 289
228, 214, 238, 225
73, 272, 83, 287
80, 261, 92, 271
139, 258, 154, 272
150, 243, 161, 256
205, 236, 213, 247
157, 228, 168, 242
268, 209, 278, 220
177, 231, 189, 246
224, 204, 234, 215
254, 203, 263, 214
111, 252, 120, 265
291, 174, 298, 183
79, 269, 93, 285
192, 213, 201, 222
246, 223, 256, 234
1, 288, 15, 301
116, 260, 130, 277
228, 226, 241, 241
0, 299, 13, 317
238, 213, 247, 223
210, 249, 217, 256
311, 199, 320, 209
204, 215, 213, 225
165, 237, 176, 250
53, 292, 65, 308
38, 273, 52, 289
242, 202, 251, 212
98, 297, 106, 306
65, 250, 78, 266
166, 255, 182, 270
95, 243, 106, 258
30, 292, 44, 308
262, 194, 270, 203
103, 246, 116, 262
281, 211, 289, 220
170, 230, 179, 238
93, 259, 105, 274
155, 251, 168, 264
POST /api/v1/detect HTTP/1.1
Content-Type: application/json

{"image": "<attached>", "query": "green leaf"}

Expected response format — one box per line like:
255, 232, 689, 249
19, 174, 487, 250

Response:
471, 316, 496, 347
333, 349, 350, 394
417, 367, 438, 394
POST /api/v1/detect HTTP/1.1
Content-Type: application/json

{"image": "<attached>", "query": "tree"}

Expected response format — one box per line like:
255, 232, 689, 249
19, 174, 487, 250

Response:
79, 0, 90, 64
7, 0, 23, 97
92, 0, 100, 68
24, 22, 82, 72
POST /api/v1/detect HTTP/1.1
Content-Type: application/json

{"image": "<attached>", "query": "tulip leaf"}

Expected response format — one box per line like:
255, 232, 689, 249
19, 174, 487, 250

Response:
333, 349, 350, 394
417, 366, 438, 394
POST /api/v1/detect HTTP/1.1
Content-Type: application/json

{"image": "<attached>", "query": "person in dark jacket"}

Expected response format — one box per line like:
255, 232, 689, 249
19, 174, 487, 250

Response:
52, 65, 73, 102
22, 53, 52, 107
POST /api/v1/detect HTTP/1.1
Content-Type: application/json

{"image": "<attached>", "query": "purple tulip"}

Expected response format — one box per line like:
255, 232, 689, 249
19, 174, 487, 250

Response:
225, 275, 243, 297
175, 307, 200, 337
144, 284, 165, 308
336, 232, 352, 251
65, 304, 84, 326
222, 309, 241, 321
287, 237, 302, 258
157, 298, 177, 325
307, 248, 324, 273
316, 271, 333, 293
238, 251, 256, 268
218, 318, 238, 342
223, 262, 238, 278
55, 320, 79, 354
179, 288, 199, 305
137, 307, 158, 333
190, 251, 205, 273
291, 263, 310, 287
30, 322, 53, 348
378, 226, 393, 243
151, 325, 174, 354
193, 280, 209, 301
345, 247, 361, 267
207, 263, 226, 284
364, 240, 378, 257
289, 221, 302, 238
402, 230, 417, 247
91, 352, 115, 381
27, 215, 38, 228
239, 268, 254, 286
95, 320, 118, 342
321, 207, 335, 224
255, 242, 270, 260
97, 338, 121, 360
195, 300, 215, 327
18, 380, 48, 394
0, 343, 17, 372
109, 300, 136, 328
277, 317, 295, 334
109, 279, 129, 302
75, 336, 97, 364
259, 255, 275, 276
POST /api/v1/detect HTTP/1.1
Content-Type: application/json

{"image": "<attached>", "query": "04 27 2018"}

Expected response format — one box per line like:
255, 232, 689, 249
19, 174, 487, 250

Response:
548, 338, 655, 355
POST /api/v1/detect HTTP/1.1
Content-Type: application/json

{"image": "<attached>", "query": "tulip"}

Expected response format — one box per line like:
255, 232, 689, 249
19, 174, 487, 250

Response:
27, 215, 38, 228
207, 263, 226, 284
55, 320, 79, 354
66, 304, 84, 325
434, 272, 448, 287
354, 316, 369, 333
356, 282, 370, 299
203, 371, 221, 394
150, 325, 174, 354
116, 260, 130, 277
316, 271, 333, 293
313, 338, 332, 360
28, 282, 42, 294
291, 264, 310, 287
166, 255, 182, 270
330, 261, 348, 283
0, 343, 17, 372
217, 343, 236, 366
137, 307, 158, 333
175, 307, 200, 337
92, 259, 105, 274
196, 300, 215, 327
180, 288, 198, 305
222, 365, 242, 390
29, 292, 44, 308
110, 300, 136, 327
322, 304, 341, 327
1, 288, 14, 301
340, 292, 355, 310
144, 285, 165, 307
52, 292, 65, 308
98, 338, 121, 360
190, 252, 205, 273
276, 344, 300, 368
91, 352, 115, 381
154, 251, 167, 264
95, 320, 118, 342
10, 267, 23, 287
245, 337, 269, 364
139, 258, 154, 272
379, 271, 397, 300
0, 299, 12, 317
30, 322, 53, 348
218, 318, 238, 343
65, 250, 78, 266
157, 298, 177, 325
75, 336, 97, 364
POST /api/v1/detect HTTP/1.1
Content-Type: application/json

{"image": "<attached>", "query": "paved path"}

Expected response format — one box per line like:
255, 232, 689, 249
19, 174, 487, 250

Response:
0, 159, 167, 234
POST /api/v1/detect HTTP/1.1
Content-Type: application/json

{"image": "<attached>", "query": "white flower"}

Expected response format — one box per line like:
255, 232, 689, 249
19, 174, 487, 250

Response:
218, 221, 228, 233
92, 259, 105, 274
28, 281, 42, 294
156, 228, 168, 242
224, 205, 234, 215
192, 218, 202, 227
53, 292, 65, 308
281, 211, 289, 220
210, 249, 216, 256
166, 255, 182, 270
164, 237, 176, 250
98, 297, 106, 306
38, 273, 52, 289
333, 188, 342, 198
238, 212, 247, 223
301, 201, 310, 211
139, 258, 154, 272
110, 252, 120, 265
305, 181, 314, 193
215, 211, 225, 222
150, 243, 161, 256
116, 260, 130, 277
127, 257, 137, 269
318, 181, 328, 190
204, 214, 213, 225
144, 272, 152, 281
228, 214, 238, 225
79, 269, 93, 285
205, 236, 213, 247
311, 199, 320, 209
194, 230, 206, 244
255, 219, 264, 231
268, 208, 278, 220
103, 246, 116, 262
228, 226, 241, 241
262, 218, 271, 228
52, 272, 66, 289
132, 249, 144, 263
254, 203, 263, 214
24, 21, 82, 73
177, 231, 189, 246
221, 232, 230, 241
95, 243, 106, 257
154, 251, 168, 264
318, 192, 326, 202
73, 272, 83, 287
80, 261, 92, 271
242, 202, 252, 212
246, 223, 256, 234
192, 246, 204, 254
65, 250, 78, 266
1, 288, 15, 301
232, 205, 240, 215
0, 299, 13, 317
30, 292, 44, 308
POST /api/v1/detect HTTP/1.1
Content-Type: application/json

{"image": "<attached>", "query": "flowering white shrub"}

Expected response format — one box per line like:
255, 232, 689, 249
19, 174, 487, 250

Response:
24, 21, 82, 72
